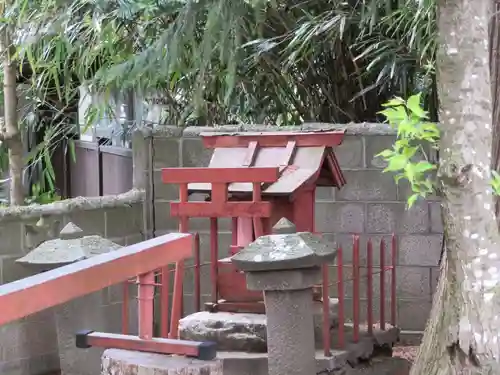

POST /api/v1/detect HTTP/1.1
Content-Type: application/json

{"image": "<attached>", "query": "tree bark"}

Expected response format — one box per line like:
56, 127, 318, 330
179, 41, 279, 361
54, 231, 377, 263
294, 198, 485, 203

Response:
489, 0, 500, 221
0, 20, 24, 205
410, 0, 500, 374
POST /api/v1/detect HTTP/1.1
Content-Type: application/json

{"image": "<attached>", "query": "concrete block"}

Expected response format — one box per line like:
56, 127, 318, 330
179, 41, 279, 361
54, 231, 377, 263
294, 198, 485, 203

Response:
65, 209, 106, 236
18, 310, 59, 356
341, 298, 392, 324
322, 233, 394, 266
109, 237, 127, 246
181, 293, 212, 317
55, 292, 111, 375
399, 235, 442, 266
105, 204, 143, 238
335, 135, 364, 168
316, 186, 335, 201
0, 358, 30, 375
397, 174, 440, 202
396, 266, 431, 300
101, 302, 127, 334
364, 135, 396, 168
28, 353, 60, 375
181, 138, 213, 167
327, 265, 391, 300
366, 202, 429, 234
429, 202, 443, 233
184, 264, 211, 296
184, 216, 231, 232
315, 202, 365, 233
0, 221, 23, 255
197, 232, 232, 262
397, 298, 431, 331
154, 200, 179, 231
0, 310, 59, 374
152, 137, 180, 169
153, 170, 180, 200
125, 234, 145, 245
132, 131, 152, 190
1, 254, 36, 283
431, 266, 440, 293
336, 171, 397, 201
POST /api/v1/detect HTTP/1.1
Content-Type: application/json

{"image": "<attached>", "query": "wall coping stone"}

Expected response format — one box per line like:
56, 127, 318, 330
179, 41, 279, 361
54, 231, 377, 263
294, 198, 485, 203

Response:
147, 122, 399, 138
0, 189, 144, 222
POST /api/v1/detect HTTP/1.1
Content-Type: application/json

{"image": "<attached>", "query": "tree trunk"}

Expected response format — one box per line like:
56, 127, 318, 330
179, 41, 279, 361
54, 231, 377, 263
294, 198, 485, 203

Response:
489, 0, 500, 221
410, 0, 500, 374
0, 21, 24, 205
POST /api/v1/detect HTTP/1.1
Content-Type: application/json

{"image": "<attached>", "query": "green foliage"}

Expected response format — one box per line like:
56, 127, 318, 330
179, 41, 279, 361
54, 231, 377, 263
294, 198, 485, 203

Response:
25, 182, 61, 204
492, 171, 500, 196
1, 0, 439, 204
376, 93, 439, 208
378, 93, 500, 208
6, 0, 438, 127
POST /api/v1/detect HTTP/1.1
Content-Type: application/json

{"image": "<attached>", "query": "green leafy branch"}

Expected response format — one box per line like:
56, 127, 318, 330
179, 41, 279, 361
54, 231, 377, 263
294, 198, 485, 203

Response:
378, 93, 500, 208
376, 93, 439, 208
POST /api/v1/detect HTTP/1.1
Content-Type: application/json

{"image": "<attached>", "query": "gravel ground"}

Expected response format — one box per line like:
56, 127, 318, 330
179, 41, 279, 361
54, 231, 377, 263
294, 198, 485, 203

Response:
388, 345, 419, 375
392, 345, 419, 364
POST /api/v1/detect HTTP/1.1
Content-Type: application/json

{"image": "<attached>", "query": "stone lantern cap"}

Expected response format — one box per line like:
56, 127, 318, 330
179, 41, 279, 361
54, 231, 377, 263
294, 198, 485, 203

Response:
272, 217, 296, 234
231, 232, 337, 272
17, 222, 122, 269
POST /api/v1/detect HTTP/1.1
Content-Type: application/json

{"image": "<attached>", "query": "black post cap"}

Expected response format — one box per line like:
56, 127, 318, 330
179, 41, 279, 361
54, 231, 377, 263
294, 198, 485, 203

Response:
75, 330, 94, 349
196, 341, 217, 360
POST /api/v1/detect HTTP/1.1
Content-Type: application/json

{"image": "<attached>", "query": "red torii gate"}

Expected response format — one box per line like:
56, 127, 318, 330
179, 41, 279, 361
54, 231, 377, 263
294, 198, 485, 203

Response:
162, 131, 346, 313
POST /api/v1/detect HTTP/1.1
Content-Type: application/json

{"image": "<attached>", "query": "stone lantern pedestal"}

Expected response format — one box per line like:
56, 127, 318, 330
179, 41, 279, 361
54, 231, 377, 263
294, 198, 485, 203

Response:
17, 222, 133, 375
231, 232, 337, 375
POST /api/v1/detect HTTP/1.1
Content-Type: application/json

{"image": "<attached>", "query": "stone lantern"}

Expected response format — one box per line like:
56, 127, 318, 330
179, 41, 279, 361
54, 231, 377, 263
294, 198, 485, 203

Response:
17, 222, 126, 375
231, 232, 337, 375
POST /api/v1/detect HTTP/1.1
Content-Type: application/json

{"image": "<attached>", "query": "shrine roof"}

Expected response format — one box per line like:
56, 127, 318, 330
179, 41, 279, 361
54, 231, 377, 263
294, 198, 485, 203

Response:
188, 131, 346, 196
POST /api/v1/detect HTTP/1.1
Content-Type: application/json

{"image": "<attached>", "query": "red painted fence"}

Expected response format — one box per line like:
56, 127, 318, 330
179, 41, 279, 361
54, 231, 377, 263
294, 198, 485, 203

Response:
160, 231, 397, 357
0, 233, 216, 360
0, 231, 396, 362
321, 234, 397, 356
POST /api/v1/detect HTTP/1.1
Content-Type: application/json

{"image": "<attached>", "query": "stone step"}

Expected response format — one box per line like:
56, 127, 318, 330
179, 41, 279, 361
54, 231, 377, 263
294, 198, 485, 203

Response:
217, 350, 349, 375
217, 334, 401, 375
101, 347, 408, 375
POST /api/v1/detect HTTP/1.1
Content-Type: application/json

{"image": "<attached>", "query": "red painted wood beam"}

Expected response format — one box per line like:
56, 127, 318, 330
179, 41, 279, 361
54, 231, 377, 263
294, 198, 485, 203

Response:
201, 131, 345, 148
76, 331, 216, 360
170, 201, 273, 217
162, 167, 279, 184
0, 233, 193, 326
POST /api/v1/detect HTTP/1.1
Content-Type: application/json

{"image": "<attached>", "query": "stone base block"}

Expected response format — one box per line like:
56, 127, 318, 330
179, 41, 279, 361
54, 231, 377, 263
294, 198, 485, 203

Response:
102, 349, 222, 375
179, 298, 339, 352
218, 350, 348, 375
216, 325, 401, 375
338, 324, 400, 365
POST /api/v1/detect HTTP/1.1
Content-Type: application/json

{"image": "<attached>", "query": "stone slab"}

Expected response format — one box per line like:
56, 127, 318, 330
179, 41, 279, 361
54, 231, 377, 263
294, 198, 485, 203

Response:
179, 298, 340, 352
217, 350, 348, 375
102, 349, 222, 375
217, 334, 403, 375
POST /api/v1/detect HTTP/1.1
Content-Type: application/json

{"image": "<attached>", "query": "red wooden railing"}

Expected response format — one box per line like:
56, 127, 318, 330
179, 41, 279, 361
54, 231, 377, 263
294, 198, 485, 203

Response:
183, 232, 397, 357
0, 233, 216, 360
321, 234, 397, 356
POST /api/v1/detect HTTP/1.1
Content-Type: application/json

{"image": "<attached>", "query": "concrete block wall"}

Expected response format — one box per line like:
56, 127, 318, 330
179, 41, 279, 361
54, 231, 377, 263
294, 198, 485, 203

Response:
0, 190, 146, 375
145, 123, 443, 331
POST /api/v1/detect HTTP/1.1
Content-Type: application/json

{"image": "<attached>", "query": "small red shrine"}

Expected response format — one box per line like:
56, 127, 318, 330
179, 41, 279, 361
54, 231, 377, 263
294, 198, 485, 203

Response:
162, 130, 346, 313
